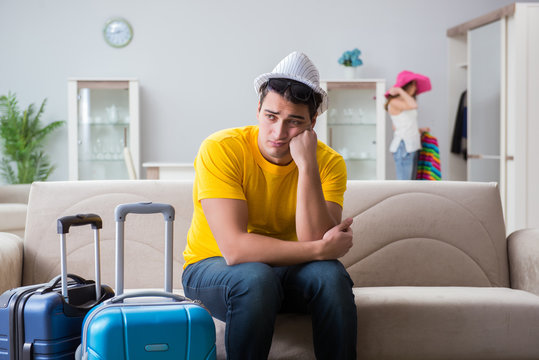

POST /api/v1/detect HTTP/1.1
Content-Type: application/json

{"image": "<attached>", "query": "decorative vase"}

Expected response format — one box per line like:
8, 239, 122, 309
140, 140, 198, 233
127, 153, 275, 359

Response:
343, 66, 358, 79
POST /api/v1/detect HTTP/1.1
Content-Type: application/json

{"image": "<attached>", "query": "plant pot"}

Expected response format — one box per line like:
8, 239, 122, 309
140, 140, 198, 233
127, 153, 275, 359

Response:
343, 66, 358, 79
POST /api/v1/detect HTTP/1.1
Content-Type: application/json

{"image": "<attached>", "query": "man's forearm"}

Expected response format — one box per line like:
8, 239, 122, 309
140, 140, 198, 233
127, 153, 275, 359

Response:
223, 231, 325, 266
295, 164, 338, 242
222, 220, 353, 266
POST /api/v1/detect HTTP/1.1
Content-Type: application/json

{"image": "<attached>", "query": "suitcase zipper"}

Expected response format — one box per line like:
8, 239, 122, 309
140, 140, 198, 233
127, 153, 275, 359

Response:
13, 286, 44, 360
2, 285, 43, 355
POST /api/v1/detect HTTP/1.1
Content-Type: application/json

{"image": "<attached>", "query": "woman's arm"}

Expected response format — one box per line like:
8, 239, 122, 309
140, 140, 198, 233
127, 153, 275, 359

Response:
388, 87, 418, 111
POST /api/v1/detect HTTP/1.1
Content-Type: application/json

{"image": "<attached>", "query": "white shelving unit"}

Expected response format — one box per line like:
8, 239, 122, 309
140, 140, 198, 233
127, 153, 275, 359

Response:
68, 78, 140, 180
317, 80, 386, 180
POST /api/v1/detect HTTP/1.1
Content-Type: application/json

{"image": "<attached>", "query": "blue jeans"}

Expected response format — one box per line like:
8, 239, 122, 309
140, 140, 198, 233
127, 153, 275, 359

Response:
393, 140, 419, 180
182, 257, 357, 360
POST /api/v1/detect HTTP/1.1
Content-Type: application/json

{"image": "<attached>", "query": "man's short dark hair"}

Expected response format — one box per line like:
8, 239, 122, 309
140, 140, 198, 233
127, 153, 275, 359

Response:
258, 80, 322, 119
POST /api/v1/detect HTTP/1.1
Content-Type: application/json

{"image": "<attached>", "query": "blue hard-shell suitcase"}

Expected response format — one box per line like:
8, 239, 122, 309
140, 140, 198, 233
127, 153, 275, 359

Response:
78, 202, 216, 360
0, 214, 114, 360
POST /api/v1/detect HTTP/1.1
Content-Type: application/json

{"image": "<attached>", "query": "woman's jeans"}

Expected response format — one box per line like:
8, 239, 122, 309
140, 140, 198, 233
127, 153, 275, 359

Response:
393, 140, 419, 180
182, 257, 357, 360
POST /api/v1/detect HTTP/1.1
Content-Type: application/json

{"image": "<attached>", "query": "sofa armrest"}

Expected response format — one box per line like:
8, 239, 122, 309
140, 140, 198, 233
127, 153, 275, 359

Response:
508, 228, 539, 296
0, 232, 23, 293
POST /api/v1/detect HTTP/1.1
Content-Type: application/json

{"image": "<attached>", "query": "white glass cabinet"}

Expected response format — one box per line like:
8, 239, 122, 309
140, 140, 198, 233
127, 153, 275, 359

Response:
68, 79, 140, 180
317, 80, 386, 180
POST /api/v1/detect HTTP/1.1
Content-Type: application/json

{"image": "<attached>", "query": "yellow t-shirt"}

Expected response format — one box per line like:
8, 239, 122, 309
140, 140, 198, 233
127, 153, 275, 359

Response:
182, 125, 347, 268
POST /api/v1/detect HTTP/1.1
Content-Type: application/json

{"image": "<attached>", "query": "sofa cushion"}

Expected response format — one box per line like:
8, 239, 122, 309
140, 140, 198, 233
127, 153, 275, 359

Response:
23, 180, 194, 288
354, 286, 539, 360
341, 181, 509, 287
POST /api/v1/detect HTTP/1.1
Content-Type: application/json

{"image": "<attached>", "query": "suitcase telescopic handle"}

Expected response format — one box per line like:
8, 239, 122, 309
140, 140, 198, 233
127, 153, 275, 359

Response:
57, 214, 103, 303
115, 202, 175, 222
57, 214, 102, 233
114, 202, 175, 296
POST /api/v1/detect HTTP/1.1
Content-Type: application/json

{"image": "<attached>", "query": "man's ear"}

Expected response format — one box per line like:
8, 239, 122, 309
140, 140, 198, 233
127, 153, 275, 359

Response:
310, 115, 317, 129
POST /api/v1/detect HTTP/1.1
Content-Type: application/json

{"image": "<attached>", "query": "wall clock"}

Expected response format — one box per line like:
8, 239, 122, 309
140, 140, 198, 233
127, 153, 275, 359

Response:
103, 18, 133, 48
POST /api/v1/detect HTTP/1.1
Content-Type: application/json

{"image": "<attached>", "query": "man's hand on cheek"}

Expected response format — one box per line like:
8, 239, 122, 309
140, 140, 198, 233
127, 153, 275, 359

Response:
289, 127, 318, 169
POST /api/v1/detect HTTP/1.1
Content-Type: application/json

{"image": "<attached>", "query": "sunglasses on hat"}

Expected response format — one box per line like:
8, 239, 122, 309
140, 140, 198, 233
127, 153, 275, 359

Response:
267, 78, 314, 102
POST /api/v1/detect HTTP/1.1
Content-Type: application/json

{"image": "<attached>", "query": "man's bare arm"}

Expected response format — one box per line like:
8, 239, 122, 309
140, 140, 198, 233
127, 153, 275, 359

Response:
290, 129, 341, 241
295, 163, 342, 241
201, 198, 353, 266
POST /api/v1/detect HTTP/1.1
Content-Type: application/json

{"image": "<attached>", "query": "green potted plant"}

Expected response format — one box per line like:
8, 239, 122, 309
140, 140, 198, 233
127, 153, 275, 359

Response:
0, 92, 64, 184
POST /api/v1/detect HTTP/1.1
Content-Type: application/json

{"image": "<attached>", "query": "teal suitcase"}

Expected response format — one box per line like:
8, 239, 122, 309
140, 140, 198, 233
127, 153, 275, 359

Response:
77, 202, 216, 360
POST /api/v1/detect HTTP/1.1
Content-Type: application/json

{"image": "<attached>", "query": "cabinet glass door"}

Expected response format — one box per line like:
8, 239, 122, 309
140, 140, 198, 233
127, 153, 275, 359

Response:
326, 85, 379, 180
77, 83, 130, 180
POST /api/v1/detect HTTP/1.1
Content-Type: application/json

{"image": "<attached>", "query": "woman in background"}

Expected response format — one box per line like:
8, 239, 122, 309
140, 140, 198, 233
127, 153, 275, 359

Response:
385, 70, 431, 180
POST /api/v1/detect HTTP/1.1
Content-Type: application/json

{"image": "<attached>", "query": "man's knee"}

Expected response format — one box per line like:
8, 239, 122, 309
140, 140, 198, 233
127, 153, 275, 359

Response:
230, 262, 283, 301
222, 262, 283, 323
306, 260, 353, 286
299, 260, 354, 305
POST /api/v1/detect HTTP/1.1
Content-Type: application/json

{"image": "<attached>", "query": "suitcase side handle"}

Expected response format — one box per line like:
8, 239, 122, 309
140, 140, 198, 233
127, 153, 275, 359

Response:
56, 214, 103, 303
115, 202, 175, 222
57, 214, 103, 234
114, 202, 175, 295
109, 290, 189, 304
46, 273, 88, 288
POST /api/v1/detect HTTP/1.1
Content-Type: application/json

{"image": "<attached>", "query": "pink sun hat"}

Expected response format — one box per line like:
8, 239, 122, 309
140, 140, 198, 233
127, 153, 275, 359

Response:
385, 70, 431, 98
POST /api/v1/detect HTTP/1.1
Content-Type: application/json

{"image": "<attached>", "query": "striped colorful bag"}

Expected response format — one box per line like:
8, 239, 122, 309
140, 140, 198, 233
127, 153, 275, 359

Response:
416, 132, 441, 180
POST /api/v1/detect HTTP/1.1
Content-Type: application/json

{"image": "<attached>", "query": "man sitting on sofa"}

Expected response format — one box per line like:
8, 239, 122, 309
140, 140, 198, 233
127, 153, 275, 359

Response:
182, 51, 356, 360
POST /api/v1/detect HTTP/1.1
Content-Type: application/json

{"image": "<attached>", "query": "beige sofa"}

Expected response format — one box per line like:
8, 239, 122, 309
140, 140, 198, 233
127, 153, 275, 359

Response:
1, 180, 539, 359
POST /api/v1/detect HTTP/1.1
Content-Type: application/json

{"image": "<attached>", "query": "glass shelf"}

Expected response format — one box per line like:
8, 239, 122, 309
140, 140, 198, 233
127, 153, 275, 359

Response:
82, 123, 130, 127
344, 157, 377, 161
79, 158, 125, 163
328, 122, 377, 126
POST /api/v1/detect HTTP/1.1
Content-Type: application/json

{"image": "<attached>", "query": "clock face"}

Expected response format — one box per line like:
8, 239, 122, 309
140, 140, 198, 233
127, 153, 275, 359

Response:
103, 18, 133, 48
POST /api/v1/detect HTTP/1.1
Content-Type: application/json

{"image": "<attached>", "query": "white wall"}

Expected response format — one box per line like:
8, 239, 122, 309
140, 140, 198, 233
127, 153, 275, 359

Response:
0, 0, 523, 180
